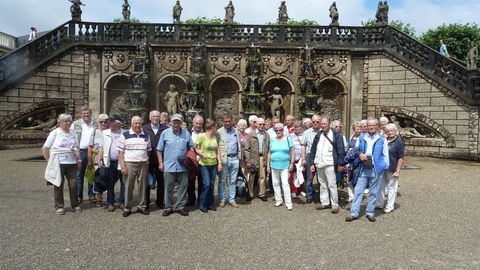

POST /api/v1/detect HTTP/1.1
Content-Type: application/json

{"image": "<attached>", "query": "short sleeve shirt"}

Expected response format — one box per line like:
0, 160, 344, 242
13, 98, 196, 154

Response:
117, 129, 151, 162
195, 133, 218, 166
43, 128, 78, 164
269, 137, 293, 170
157, 128, 194, 172
387, 137, 405, 172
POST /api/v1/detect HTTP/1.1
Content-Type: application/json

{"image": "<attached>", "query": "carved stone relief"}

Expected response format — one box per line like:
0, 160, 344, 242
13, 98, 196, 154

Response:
262, 54, 293, 75
104, 50, 134, 72
317, 54, 348, 76
210, 53, 241, 74
157, 51, 188, 73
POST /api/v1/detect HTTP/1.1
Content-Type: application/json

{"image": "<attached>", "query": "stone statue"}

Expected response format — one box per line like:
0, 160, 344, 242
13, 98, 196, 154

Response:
164, 84, 181, 115
375, 1, 389, 26
68, 0, 85, 21
21, 110, 57, 131
224, 1, 235, 24
467, 42, 478, 70
277, 1, 289, 25
173, 0, 183, 24
390, 116, 426, 138
329, 2, 339, 26
268, 87, 284, 118
122, 0, 131, 22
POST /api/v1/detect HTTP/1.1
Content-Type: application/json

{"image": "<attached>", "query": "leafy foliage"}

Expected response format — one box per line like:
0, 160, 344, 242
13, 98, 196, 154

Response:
266, 19, 319, 26
361, 19, 417, 38
113, 18, 148, 24
419, 23, 480, 62
183, 17, 239, 25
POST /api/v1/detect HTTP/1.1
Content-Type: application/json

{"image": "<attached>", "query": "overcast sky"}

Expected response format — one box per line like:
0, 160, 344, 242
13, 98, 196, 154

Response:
1, 0, 478, 37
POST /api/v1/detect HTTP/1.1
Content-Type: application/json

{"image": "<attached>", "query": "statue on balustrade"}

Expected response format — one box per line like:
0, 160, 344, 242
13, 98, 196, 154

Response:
173, 0, 183, 24
277, 1, 289, 25
268, 87, 284, 118
122, 0, 131, 22
68, 0, 85, 21
225, 1, 235, 24
375, 1, 389, 26
467, 42, 478, 70
164, 84, 184, 115
329, 2, 339, 26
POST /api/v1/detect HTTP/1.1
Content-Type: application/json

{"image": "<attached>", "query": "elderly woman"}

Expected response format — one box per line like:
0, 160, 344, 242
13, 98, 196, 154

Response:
42, 113, 82, 215
267, 123, 295, 210
88, 113, 109, 207
195, 119, 222, 213
345, 121, 362, 202
289, 120, 305, 197
376, 123, 405, 213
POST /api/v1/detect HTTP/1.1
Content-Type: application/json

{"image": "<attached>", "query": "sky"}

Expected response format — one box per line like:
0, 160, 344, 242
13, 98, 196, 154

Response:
1, 0, 479, 37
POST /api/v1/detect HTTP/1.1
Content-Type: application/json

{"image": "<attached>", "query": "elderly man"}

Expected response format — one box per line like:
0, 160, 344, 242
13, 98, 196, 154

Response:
244, 117, 270, 202
267, 116, 284, 138
245, 115, 258, 134
346, 118, 389, 222
308, 116, 346, 213
157, 114, 194, 216
217, 114, 242, 208
301, 114, 321, 203
302, 118, 312, 131
71, 106, 98, 203
143, 110, 168, 209
98, 115, 125, 212
186, 115, 204, 206
284, 115, 295, 134
118, 116, 151, 217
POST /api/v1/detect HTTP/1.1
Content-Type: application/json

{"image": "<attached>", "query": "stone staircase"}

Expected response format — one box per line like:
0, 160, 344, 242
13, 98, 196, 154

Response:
0, 20, 479, 105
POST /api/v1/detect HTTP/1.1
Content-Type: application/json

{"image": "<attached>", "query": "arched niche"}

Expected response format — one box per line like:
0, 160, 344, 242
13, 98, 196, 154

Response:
103, 73, 132, 116
317, 77, 347, 123
156, 75, 187, 113
210, 75, 241, 122
261, 76, 294, 120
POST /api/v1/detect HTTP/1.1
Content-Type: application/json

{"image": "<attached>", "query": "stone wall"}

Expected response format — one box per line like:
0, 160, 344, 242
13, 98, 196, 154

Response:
366, 55, 480, 160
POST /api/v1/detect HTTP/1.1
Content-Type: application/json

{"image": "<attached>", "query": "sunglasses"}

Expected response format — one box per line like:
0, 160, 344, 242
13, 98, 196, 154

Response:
258, 123, 265, 125
312, 121, 320, 123
99, 121, 107, 123
275, 129, 283, 132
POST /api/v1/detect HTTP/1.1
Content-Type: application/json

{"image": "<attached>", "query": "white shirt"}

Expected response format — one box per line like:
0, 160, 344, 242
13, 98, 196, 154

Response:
78, 120, 95, 150
44, 128, 78, 164
191, 129, 202, 145
151, 123, 160, 135
356, 132, 390, 167
314, 129, 334, 168
301, 127, 321, 154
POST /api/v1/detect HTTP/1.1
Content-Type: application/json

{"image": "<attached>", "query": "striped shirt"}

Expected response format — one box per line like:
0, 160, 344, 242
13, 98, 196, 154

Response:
117, 128, 151, 162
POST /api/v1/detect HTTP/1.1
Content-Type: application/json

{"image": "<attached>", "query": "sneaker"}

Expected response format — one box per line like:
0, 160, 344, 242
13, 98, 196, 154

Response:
291, 193, 297, 198
287, 206, 293, 211
300, 192, 306, 197
56, 208, 65, 215
384, 208, 393, 213
218, 201, 226, 208
274, 202, 283, 207
74, 206, 82, 213
229, 202, 239, 208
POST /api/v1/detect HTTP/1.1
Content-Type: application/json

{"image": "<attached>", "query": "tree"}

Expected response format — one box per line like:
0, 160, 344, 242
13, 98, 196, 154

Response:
113, 18, 148, 23
419, 23, 480, 62
184, 17, 239, 25
266, 19, 319, 26
361, 19, 417, 38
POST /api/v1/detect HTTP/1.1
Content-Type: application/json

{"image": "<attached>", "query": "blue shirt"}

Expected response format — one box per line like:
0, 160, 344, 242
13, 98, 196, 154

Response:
157, 128, 193, 172
440, 44, 448, 56
387, 137, 405, 172
225, 128, 238, 155
269, 137, 293, 170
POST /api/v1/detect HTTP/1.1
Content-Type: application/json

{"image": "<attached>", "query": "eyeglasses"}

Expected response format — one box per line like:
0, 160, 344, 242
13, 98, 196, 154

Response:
258, 123, 265, 126
99, 121, 107, 123
275, 129, 283, 132
312, 121, 320, 123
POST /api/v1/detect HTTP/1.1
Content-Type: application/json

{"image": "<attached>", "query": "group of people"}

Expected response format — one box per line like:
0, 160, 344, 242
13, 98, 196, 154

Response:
42, 107, 405, 222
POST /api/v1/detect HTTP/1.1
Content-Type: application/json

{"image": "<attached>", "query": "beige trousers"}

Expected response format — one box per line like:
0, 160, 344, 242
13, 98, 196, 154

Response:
247, 156, 266, 198
124, 161, 148, 211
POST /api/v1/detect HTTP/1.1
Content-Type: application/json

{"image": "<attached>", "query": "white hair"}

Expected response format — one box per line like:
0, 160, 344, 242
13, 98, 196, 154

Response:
332, 120, 341, 126
302, 118, 311, 125
248, 115, 258, 123
57, 113, 73, 124
360, 119, 367, 125
385, 123, 398, 131
274, 123, 284, 130
98, 113, 109, 121
237, 119, 247, 127
379, 116, 389, 123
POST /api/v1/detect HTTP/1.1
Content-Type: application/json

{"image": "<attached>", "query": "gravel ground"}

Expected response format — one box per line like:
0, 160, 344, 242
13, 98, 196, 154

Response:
0, 148, 479, 270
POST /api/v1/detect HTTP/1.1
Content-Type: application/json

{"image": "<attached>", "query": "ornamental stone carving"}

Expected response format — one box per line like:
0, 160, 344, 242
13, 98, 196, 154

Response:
157, 51, 188, 73
262, 54, 293, 75
210, 53, 241, 74
104, 50, 134, 72
317, 55, 348, 76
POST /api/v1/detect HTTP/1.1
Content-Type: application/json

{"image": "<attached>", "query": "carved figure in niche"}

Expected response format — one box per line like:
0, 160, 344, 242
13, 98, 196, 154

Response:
122, 0, 131, 22
173, 0, 183, 24
164, 84, 182, 115
21, 110, 58, 131
225, 1, 235, 24
110, 92, 129, 122
467, 42, 478, 70
268, 87, 284, 118
277, 1, 289, 25
329, 2, 339, 26
68, 0, 85, 21
390, 116, 426, 138
375, 1, 389, 26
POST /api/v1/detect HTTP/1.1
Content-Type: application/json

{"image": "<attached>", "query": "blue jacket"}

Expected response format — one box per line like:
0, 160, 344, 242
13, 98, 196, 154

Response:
358, 133, 388, 175
308, 128, 346, 172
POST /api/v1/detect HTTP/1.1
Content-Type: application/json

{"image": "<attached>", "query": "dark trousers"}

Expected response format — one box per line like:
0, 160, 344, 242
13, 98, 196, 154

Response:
145, 166, 164, 208
106, 161, 125, 206
54, 164, 80, 209
187, 172, 203, 204
76, 149, 93, 200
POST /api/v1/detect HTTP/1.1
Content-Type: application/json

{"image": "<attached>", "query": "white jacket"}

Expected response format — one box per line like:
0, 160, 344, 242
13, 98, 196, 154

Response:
101, 129, 124, 169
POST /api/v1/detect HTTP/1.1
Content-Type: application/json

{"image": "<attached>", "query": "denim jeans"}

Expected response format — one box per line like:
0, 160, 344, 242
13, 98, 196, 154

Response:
304, 153, 314, 200
106, 160, 125, 206
350, 168, 383, 217
76, 150, 94, 200
199, 165, 217, 210
218, 156, 239, 203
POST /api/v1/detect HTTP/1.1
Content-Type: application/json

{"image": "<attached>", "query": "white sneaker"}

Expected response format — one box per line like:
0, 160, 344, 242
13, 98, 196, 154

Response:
274, 202, 283, 207
56, 208, 65, 215
287, 206, 293, 210
384, 208, 393, 213
74, 206, 82, 213
291, 193, 297, 198
300, 192, 306, 197
364, 189, 369, 194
